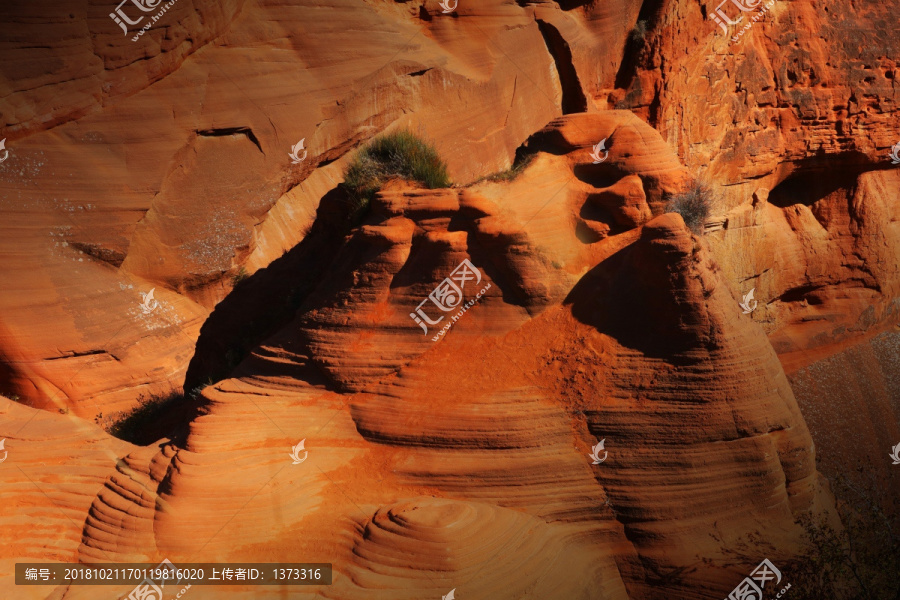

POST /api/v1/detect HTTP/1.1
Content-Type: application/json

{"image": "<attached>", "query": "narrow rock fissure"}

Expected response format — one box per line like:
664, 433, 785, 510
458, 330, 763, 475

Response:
535, 19, 588, 114
195, 126, 263, 154
45, 349, 111, 361
613, 0, 666, 92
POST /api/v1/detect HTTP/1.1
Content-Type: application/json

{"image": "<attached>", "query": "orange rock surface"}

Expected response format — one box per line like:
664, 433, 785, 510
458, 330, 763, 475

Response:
0, 0, 898, 599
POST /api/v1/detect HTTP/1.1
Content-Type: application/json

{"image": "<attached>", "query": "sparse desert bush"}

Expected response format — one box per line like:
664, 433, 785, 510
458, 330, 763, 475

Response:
108, 390, 189, 444
782, 472, 900, 600
631, 19, 649, 43
483, 150, 536, 183
707, 468, 900, 600
231, 266, 248, 285
666, 180, 714, 233
342, 130, 451, 216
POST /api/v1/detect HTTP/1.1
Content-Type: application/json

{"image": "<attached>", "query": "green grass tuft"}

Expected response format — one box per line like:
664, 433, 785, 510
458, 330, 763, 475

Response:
483, 151, 537, 183
342, 130, 451, 216
231, 266, 248, 286
106, 389, 199, 444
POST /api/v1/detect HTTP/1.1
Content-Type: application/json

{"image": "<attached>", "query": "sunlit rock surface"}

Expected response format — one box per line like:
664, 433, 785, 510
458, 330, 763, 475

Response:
0, 0, 898, 598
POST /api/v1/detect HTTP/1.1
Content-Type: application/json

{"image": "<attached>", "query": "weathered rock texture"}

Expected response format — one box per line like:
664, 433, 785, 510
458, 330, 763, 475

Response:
614, 0, 900, 177
1, 114, 841, 599
0, 0, 598, 415
707, 168, 900, 366
0, 0, 898, 599
0, 395, 135, 599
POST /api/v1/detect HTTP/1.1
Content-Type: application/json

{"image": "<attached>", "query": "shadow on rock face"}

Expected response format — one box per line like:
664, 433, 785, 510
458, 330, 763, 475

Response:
766, 150, 877, 209
566, 213, 719, 359
183, 186, 354, 393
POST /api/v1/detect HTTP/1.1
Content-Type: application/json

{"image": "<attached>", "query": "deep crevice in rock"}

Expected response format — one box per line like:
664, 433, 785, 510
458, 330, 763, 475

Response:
196, 126, 263, 154
553, 0, 593, 9
68, 241, 126, 267
183, 186, 355, 392
613, 0, 666, 93
45, 349, 110, 361
535, 19, 588, 114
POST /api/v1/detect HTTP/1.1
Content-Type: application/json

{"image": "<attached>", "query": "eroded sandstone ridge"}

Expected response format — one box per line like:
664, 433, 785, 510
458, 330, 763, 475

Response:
1, 0, 898, 599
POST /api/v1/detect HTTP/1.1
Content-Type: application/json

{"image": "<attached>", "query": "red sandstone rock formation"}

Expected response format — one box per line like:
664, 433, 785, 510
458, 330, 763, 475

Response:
0, 114, 838, 598
0, 0, 898, 599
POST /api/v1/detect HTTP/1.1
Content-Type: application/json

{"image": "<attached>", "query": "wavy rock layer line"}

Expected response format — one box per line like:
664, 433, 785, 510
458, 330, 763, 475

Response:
0, 396, 134, 597
330, 497, 624, 600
